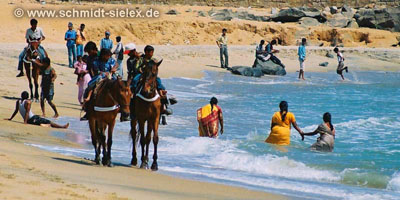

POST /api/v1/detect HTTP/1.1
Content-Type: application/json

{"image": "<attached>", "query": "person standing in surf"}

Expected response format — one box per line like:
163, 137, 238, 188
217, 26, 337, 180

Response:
197, 97, 224, 138
298, 38, 306, 80
301, 112, 335, 152
334, 47, 349, 80
265, 101, 304, 145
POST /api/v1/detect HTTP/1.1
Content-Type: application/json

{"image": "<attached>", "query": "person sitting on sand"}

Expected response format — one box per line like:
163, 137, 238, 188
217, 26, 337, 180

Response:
17, 18, 46, 77
334, 47, 349, 80
197, 97, 224, 138
265, 40, 285, 68
301, 112, 335, 152
31, 57, 59, 118
5, 91, 69, 128
265, 101, 304, 145
298, 38, 307, 80
125, 43, 144, 80
255, 40, 271, 62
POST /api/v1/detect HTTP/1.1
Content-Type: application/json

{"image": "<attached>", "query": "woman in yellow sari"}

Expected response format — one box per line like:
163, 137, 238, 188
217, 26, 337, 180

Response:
197, 97, 224, 138
265, 101, 304, 145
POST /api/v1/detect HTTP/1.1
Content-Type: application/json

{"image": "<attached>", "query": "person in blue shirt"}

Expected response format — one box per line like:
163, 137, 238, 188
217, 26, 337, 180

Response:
84, 48, 118, 103
100, 31, 113, 50
65, 22, 77, 68
298, 38, 306, 80
265, 40, 285, 68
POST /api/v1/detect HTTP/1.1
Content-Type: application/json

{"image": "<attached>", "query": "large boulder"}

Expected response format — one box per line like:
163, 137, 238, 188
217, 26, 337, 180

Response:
270, 8, 306, 22
327, 13, 351, 28
252, 58, 286, 76
299, 7, 326, 22
231, 66, 264, 77
299, 17, 320, 26
354, 7, 400, 32
210, 9, 235, 21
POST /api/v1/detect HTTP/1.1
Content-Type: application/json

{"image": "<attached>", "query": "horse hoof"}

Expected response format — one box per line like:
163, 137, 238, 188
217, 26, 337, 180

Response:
107, 162, 113, 167
131, 158, 137, 166
151, 162, 158, 171
140, 162, 148, 169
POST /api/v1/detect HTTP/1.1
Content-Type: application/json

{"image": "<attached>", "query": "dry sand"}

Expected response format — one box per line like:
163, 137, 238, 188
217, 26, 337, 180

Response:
1, 1, 400, 200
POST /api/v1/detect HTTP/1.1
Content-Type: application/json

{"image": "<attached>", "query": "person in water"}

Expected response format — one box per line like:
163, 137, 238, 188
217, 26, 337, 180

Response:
5, 91, 69, 128
301, 112, 335, 152
265, 101, 304, 145
334, 47, 349, 80
197, 97, 224, 138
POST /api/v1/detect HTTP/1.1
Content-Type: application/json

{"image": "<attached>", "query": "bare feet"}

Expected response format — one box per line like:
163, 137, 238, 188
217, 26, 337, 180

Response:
64, 123, 70, 129
53, 114, 59, 118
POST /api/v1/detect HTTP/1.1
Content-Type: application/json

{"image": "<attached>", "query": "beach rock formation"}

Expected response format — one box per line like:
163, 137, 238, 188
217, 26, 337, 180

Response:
354, 7, 400, 32
209, 9, 269, 21
252, 58, 287, 76
231, 66, 263, 77
166, 9, 179, 15
299, 17, 320, 26
319, 62, 329, 67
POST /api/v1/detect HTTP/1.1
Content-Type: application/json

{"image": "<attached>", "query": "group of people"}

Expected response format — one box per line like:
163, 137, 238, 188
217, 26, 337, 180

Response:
255, 39, 286, 68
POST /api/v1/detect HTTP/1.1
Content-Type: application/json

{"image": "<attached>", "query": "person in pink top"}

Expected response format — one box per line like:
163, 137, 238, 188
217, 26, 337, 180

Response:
74, 55, 91, 105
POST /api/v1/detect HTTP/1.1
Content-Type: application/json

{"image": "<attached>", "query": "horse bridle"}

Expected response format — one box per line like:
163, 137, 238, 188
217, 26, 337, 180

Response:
23, 42, 40, 63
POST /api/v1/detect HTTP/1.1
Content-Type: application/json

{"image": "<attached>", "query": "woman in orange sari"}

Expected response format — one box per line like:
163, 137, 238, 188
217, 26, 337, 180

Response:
265, 101, 304, 145
197, 97, 224, 138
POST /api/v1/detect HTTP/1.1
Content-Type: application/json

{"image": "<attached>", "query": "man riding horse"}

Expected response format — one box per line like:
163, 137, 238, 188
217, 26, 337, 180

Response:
17, 19, 47, 77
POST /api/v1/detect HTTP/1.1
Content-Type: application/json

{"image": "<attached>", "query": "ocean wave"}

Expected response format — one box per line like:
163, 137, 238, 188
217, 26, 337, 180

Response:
387, 172, 400, 192
336, 117, 400, 129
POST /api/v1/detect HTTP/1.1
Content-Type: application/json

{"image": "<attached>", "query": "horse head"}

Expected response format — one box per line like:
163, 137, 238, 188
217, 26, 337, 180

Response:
27, 40, 40, 59
142, 59, 163, 97
111, 77, 132, 122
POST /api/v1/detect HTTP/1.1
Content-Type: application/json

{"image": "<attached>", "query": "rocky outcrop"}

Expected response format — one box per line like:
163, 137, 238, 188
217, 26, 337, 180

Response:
252, 58, 286, 76
231, 66, 263, 77
209, 9, 268, 22
354, 7, 400, 32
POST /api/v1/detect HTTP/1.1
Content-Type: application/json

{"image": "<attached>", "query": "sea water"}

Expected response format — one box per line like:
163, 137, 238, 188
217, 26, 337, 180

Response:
30, 71, 400, 200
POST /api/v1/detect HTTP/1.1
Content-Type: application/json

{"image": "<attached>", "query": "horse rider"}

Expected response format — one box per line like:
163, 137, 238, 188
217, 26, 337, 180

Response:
17, 18, 47, 77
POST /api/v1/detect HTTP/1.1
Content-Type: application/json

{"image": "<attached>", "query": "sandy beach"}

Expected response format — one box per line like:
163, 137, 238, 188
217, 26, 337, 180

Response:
1, 1, 400, 199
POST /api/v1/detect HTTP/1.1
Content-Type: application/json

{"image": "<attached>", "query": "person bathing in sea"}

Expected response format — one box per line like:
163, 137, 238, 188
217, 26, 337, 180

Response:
265, 101, 304, 145
5, 91, 69, 128
298, 38, 306, 80
334, 47, 349, 80
197, 97, 224, 138
301, 112, 335, 152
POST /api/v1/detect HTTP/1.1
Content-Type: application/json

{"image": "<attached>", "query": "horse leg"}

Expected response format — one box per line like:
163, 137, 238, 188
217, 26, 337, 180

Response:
151, 118, 160, 171
25, 63, 33, 100
105, 121, 115, 167
139, 120, 148, 169
33, 66, 39, 101
89, 119, 100, 165
130, 119, 138, 166
144, 122, 152, 169
98, 124, 107, 166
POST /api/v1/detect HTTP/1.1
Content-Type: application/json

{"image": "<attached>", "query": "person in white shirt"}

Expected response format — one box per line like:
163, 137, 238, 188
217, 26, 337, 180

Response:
334, 47, 349, 80
113, 36, 124, 78
17, 19, 47, 77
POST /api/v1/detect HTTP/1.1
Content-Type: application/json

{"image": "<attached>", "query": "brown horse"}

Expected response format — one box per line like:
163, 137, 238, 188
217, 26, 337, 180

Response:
23, 41, 48, 101
87, 77, 131, 166
130, 59, 162, 170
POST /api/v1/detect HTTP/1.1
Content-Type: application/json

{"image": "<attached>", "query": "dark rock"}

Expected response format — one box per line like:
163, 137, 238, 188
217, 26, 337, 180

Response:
327, 13, 351, 28
185, 8, 192, 12
252, 58, 286, 76
355, 8, 400, 32
319, 62, 329, 67
231, 66, 263, 77
330, 6, 338, 14
198, 11, 206, 17
299, 17, 320, 26
270, 8, 306, 22
209, 9, 269, 22
326, 52, 334, 58
166, 9, 179, 15
341, 5, 352, 13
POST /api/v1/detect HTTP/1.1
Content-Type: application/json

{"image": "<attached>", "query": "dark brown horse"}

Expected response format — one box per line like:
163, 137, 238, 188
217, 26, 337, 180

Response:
23, 41, 48, 101
130, 59, 162, 170
87, 77, 131, 166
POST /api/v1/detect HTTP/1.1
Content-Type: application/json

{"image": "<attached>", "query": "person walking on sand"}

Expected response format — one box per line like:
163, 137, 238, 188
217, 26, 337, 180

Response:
113, 36, 124, 78
76, 24, 86, 57
65, 22, 77, 68
298, 38, 307, 80
100, 31, 113, 50
4, 91, 69, 128
31, 57, 59, 118
197, 97, 224, 138
216, 28, 229, 69
74, 55, 91, 105
17, 18, 46, 77
301, 112, 335, 152
265, 101, 304, 145
334, 47, 349, 80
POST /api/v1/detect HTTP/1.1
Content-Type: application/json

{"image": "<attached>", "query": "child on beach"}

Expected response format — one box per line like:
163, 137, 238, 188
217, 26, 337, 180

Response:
334, 47, 349, 80
33, 57, 59, 118
74, 55, 91, 105
298, 38, 306, 80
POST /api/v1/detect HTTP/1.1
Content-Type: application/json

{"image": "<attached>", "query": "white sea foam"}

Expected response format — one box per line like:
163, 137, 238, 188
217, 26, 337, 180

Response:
387, 172, 400, 192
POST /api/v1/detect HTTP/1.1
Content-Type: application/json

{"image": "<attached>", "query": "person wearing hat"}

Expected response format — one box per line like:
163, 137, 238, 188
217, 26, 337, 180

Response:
65, 22, 77, 68
113, 36, 124, 78
100, 31, 113, 50
197, 97, 224, 138
124, 43, 144, 80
